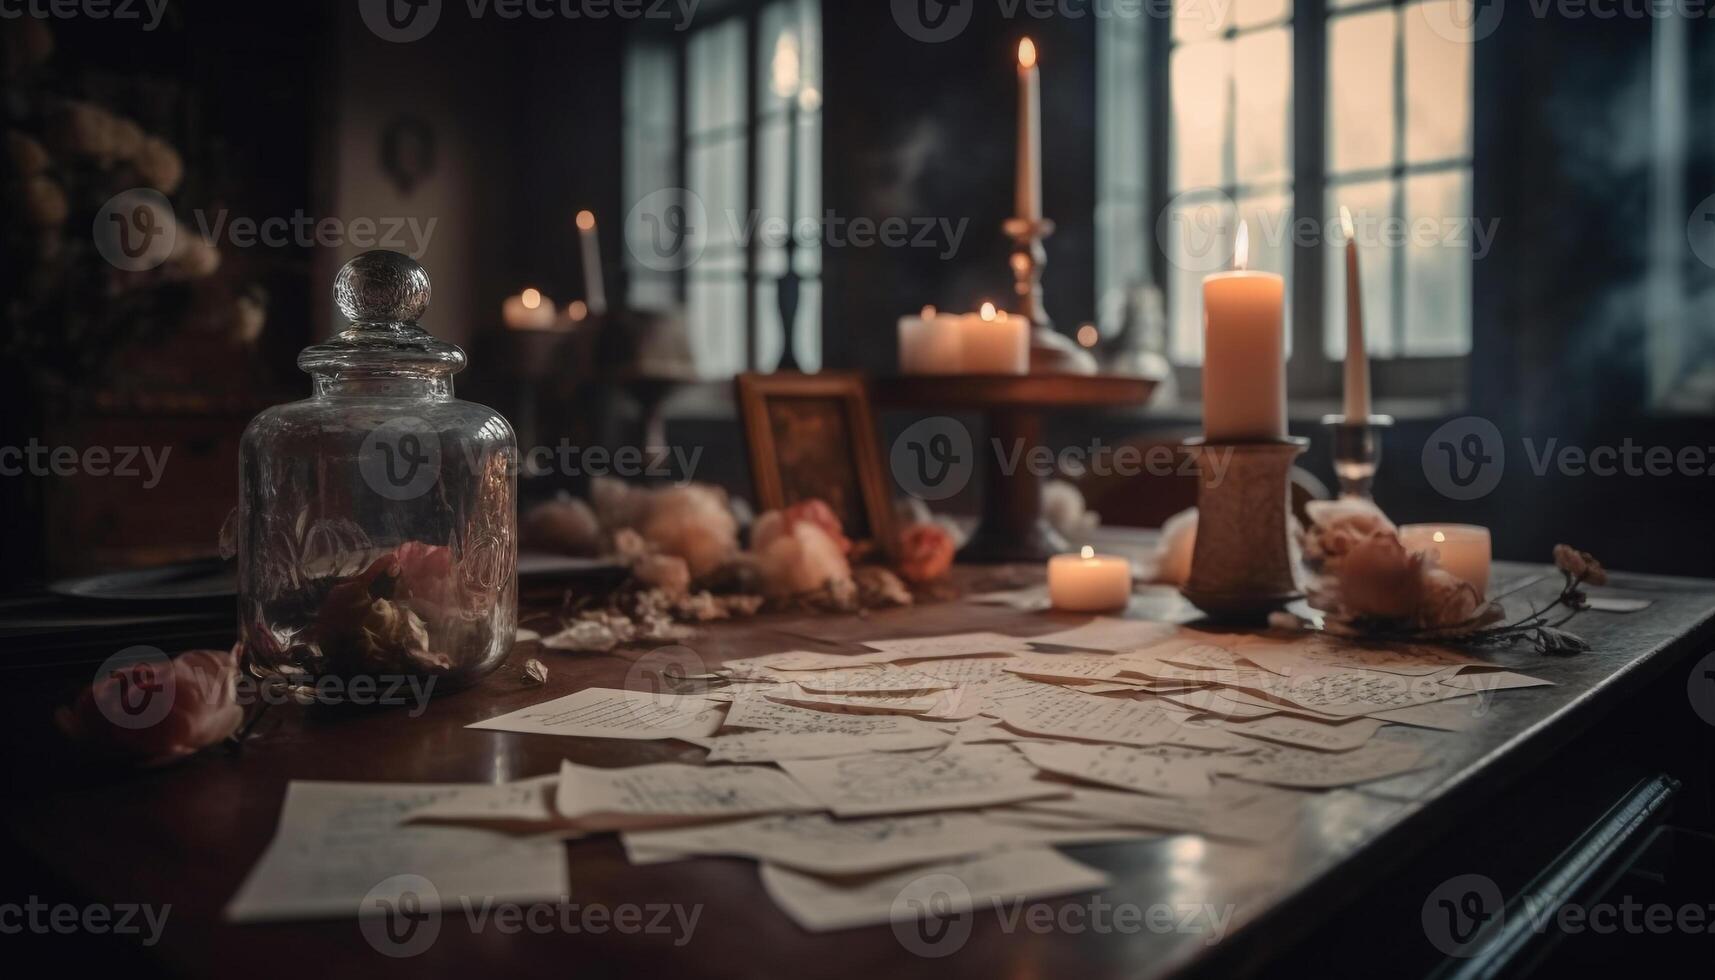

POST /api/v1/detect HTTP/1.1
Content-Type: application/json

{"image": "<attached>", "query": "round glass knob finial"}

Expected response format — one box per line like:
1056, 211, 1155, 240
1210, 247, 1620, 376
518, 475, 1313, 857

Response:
334, 250, 431, 325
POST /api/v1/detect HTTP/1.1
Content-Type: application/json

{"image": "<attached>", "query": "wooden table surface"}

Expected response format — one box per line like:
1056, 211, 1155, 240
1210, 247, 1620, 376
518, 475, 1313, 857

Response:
4, 536, 1714, 980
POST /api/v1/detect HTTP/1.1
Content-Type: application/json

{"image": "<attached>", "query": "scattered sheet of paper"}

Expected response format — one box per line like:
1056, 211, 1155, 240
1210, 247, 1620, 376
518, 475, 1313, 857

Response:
1015, 741, 1217, 797
467, 687, 725, 740
622, 811, 1002, 875
1440, 670, 1554, 693
1030, 618, 1181, 653
704, 728, 950, 763
1217, 715, 1385, 753
554, 760, 821, 830
759, 848, 1108, 933
778, 745, 1063, 817
403, 773, 559, 825
859, 632, 1038, 661
226, 781, 567, 922
1216, 740, 1430, 789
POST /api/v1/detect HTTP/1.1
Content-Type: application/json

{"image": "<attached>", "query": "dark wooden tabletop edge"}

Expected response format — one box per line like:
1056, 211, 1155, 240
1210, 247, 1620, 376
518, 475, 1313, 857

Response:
1176, 578, 1715, 979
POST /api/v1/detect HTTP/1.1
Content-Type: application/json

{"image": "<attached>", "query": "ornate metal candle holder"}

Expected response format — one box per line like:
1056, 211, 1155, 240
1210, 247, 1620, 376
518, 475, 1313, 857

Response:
1181, 437, 1309, 621
1003, 216, 1096, 375
1320, 414, 1394, 500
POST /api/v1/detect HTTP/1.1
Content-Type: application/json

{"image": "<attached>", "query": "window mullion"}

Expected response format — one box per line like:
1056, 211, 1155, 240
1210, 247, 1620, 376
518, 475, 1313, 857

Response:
1292, 0, 1329, 397
742, 9, 761, 371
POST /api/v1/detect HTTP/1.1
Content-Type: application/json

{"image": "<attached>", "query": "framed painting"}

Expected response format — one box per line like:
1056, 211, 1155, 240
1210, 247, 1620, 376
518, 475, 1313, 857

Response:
735, 373, 897, 558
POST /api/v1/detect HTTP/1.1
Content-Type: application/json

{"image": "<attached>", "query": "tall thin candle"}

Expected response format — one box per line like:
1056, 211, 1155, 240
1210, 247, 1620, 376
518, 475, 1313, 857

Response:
575, 210, 607, 316
1340, 206, 1370, 420
1015, 38, 1041, 222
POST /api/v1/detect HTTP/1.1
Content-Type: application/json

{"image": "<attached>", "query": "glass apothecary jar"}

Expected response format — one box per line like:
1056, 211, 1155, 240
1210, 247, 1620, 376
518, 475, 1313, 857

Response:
237, 251, 516, 699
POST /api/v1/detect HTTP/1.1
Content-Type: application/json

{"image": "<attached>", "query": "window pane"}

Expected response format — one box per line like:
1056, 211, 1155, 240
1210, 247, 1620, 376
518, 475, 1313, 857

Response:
1327, 10, 1397, 174
688, 137, 744, 254
756, 278, 822, 373
1171, 41, 1232, 191
1232, 0, 1291, 27
689, 19, 744, 134
1165, 194, 1237, 363
759, 0, 821, 117
1234, 28, 1293, 187
1238, 191, 1294, 354
1174, 2, 1229, 41
688, 277, 745, 376
1404, 1, 1472, 162
1324, 178, 1397, 358
1403, 170, 1472, 355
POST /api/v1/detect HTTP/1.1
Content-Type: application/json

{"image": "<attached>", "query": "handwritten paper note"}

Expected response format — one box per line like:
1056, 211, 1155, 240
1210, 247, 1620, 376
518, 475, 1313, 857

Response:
703, 727, 951, 763
1216, 740, 1430, 788
467, 688, 725, 740
993, 687, 1192, 748
226, 781, 568, 922
1216, 714, 1384, 753
1031, 618, 1181, 653
554, 760, 821, 830
622, 811, 1001, 875
1015, 742, 1217, 797
859, 632, 1038, 661
759, 848, 1108, 932
778, 745, 1063, 816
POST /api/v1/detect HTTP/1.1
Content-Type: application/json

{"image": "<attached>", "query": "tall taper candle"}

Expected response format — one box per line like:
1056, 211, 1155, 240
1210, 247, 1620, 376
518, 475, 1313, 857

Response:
576, 210, 608, 316
1340, 206, 1370, 420
1016, 38, 1042, 222
1201, 222, 1286, 441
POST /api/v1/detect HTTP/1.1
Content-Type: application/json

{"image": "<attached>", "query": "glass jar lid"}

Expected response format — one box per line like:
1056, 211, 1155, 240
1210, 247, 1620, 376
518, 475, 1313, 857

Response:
298, 250, 466, 378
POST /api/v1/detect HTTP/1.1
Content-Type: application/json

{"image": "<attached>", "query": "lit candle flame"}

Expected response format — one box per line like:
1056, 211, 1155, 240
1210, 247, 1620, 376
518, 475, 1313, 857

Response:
522, 288, 542, 310
1080, 546, 1095, 560
980, 301, 998, 321
1339, 205, 1355, 243
921, 305, 937, 319
1018, 38, 1037, 70
576, 210, 596, 232
1076, 324, 1099, 348
1433, 531, 1447, 544
772, 32, 801, 98
1234, 221, 1250, 271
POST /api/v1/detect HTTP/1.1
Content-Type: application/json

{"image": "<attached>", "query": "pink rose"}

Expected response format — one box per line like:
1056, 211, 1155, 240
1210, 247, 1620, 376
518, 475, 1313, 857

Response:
393, 541, 458, 616
782, 499, 852, 556
895, 522, 955, 585
57, 645, 244, 766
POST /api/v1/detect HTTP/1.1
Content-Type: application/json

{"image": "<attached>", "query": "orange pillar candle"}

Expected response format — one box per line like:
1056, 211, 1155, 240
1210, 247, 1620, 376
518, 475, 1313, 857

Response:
1201, 222, 1286, 441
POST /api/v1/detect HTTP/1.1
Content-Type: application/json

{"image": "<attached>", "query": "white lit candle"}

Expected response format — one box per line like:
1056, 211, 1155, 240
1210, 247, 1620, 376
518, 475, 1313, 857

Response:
503, 287, 557, 331
1400, 524, 1492, 597
1015, 38, 1041, 222
1201, 222, 1286, 441
1049, 546, 1133, 612
959, 302, 1029, 375
898, 305, 962, 374
575, 210, 608, 316
1340, 205, 1371, 421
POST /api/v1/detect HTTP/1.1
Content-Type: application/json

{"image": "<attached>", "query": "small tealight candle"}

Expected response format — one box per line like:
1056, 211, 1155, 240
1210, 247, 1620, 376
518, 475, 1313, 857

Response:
1049, 546, 1133, 612
960, 302, 1029, 375
503, 288, 557, 331
898, 305, 962, 374
1400, 524, 1492, 597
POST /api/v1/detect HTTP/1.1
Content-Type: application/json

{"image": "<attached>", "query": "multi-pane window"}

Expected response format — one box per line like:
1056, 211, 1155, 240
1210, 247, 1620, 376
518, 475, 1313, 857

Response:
1324, 0, 1472, 359
1167, 2, 1294, 363
621, 0, 821, 377
1098, 0, 1474, 394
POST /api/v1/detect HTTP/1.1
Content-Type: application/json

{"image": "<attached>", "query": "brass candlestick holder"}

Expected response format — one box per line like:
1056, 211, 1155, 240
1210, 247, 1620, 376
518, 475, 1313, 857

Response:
1004, 216, 1096, 375
1181, 436, 1309, 621
1321, 414, 1393, 500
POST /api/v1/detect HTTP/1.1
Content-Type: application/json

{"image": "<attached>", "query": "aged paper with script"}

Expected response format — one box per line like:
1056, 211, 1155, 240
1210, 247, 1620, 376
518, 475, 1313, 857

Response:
554, 760, 820, 829
467, 688, 725, 740
778, 745, 1063, 816
226, 781, 567, 922
759, 848, 1108, 932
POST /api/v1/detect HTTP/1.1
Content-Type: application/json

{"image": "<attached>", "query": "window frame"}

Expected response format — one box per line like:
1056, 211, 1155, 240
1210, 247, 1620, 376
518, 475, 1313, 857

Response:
1143, 0, 1470, 408
624, 0, 820, 375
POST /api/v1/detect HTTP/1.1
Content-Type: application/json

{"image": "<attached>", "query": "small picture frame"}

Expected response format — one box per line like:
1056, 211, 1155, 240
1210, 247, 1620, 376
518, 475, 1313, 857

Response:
736, 373, 897, 558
